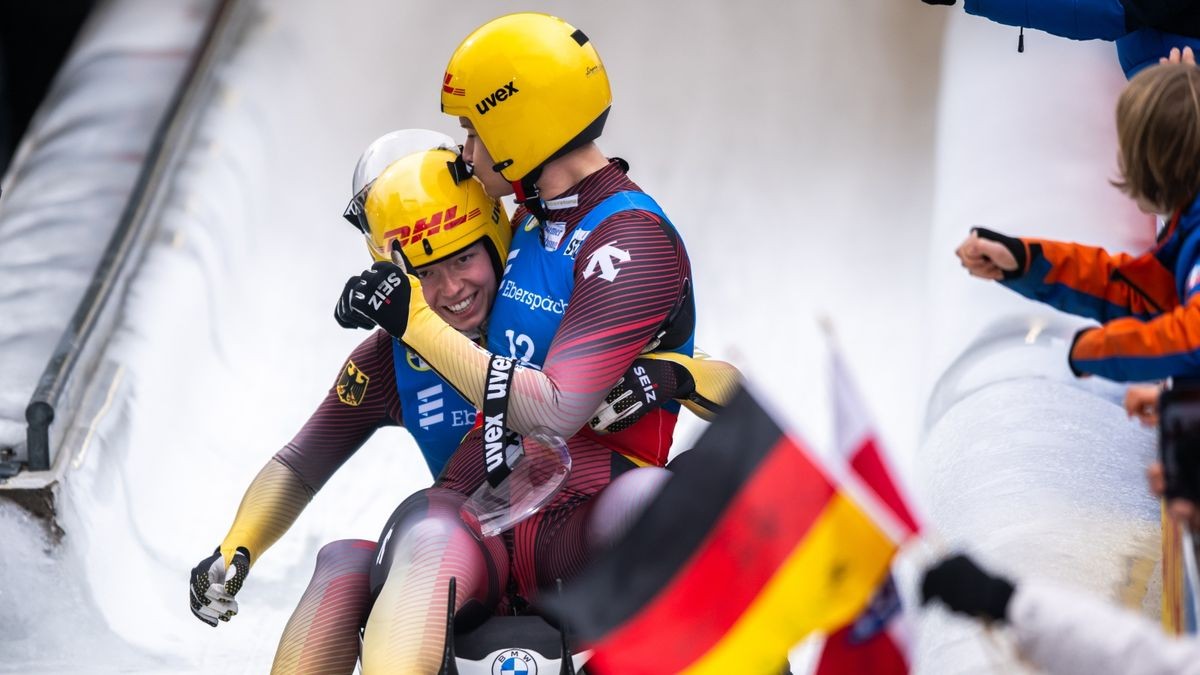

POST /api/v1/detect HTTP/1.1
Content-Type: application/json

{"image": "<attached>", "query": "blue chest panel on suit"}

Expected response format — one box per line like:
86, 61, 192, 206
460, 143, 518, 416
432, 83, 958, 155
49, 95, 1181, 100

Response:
392, 339, 477, 477
486, 191, 694, 366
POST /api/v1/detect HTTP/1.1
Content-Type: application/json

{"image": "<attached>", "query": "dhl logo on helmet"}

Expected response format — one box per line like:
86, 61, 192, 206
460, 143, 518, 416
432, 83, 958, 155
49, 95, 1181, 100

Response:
442, 72, 465, 97
442, 70, 520, 116
382, 205, 481, 249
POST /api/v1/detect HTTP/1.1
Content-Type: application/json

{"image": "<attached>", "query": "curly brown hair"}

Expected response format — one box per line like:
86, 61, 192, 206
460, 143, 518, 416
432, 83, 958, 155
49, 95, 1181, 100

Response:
1114, 63, 1200, 214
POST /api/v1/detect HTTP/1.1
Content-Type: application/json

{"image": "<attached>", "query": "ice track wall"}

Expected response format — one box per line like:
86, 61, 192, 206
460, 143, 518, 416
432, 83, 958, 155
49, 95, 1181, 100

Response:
915, 14, 1162, 674
0, 2, 947, 672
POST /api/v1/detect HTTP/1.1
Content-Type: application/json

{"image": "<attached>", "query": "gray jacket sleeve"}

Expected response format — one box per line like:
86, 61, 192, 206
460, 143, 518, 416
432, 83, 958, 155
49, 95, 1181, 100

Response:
1011, 580, 1200, 675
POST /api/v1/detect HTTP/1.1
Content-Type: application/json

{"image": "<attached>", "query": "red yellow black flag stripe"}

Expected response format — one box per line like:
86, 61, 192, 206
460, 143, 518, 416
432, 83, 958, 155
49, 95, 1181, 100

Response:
547, 386, 898, 674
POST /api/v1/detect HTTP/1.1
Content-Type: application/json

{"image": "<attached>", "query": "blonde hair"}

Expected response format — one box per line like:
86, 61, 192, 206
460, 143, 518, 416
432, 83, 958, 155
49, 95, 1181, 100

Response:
1114, 63, 1200, 214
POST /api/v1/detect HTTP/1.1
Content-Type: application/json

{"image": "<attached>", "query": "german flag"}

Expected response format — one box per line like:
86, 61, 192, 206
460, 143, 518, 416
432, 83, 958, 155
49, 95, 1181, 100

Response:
547, 386, 900, 674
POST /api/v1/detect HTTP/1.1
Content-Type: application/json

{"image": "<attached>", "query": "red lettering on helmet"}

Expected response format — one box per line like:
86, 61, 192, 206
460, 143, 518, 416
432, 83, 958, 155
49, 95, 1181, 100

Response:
409, 210, 445, 244
382, 225, 411, 248
443, 206, 469, 231
390, 205, 474, 249
442, 72, 465, 96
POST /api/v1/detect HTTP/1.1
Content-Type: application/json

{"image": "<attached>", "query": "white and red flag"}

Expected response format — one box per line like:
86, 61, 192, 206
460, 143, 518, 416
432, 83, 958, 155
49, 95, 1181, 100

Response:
814, 344, 922, 675
829, 346, 921, 539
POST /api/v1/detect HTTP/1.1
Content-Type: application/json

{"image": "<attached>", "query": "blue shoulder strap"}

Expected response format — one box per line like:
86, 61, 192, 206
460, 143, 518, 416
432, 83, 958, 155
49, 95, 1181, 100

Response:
571, 190, 693, 357
575, 191, 671, 233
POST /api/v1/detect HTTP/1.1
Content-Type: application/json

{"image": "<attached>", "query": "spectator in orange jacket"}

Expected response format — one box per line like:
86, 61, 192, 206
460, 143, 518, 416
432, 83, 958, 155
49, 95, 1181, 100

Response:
957, 61, 1200, 383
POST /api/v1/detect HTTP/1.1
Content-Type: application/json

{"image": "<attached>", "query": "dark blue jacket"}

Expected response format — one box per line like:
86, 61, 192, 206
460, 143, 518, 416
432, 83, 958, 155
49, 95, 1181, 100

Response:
964, 0, 1200, 77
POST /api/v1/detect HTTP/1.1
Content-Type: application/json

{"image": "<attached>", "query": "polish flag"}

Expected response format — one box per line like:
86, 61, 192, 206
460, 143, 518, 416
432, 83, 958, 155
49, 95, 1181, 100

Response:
814, 345, 922, 675
829, 346, 921, 539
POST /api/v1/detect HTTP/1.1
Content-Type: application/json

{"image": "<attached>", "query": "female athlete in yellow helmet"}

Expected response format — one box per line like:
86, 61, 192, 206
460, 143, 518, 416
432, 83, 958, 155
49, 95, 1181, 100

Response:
189, 127, 737, 673
334, 13, 722, 672
186, 129, 510, 645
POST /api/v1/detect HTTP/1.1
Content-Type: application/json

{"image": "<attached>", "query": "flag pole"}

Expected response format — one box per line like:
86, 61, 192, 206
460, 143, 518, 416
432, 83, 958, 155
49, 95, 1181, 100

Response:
817, 318, 1030, 669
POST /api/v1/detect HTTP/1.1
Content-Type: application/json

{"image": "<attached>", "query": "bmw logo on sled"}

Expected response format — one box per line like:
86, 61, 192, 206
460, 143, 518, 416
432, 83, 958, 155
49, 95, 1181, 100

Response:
432, 577, 592, 675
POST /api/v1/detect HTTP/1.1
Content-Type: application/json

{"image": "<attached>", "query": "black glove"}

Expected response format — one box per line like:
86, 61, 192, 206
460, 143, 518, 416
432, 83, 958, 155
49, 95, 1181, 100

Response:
334, 261, 414, 336
971, 227, 1027, 280
189, 546, 250, 627
590, 356, 696, 433
920, 553, 1015, 622
922, 0, 957, 5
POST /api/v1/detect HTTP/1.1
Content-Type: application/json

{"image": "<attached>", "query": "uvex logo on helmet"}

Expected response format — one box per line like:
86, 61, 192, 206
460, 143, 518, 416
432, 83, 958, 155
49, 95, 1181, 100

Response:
475, 81, 519, 115
382, 206, 480, 248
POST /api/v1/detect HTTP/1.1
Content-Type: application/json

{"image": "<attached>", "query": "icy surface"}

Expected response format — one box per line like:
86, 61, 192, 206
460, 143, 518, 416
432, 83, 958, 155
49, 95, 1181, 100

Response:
916, 372, 1158, 673
0, 0, 210, 453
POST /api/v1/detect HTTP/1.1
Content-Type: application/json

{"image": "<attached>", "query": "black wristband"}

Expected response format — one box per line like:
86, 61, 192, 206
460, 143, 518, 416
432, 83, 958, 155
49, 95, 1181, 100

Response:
972, 227, 1028, 280
482, 354, 521, 487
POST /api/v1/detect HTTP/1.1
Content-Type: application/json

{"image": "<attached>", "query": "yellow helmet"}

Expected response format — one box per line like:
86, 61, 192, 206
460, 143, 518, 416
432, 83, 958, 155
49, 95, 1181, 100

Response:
363, 148, 511, 277
343, 129, 464, 239
440, 12, 612, 184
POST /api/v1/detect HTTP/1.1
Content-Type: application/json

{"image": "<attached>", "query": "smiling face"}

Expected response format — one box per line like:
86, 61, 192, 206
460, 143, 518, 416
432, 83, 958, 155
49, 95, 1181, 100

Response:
414, 240, 497, 333
460, 117, 513, 199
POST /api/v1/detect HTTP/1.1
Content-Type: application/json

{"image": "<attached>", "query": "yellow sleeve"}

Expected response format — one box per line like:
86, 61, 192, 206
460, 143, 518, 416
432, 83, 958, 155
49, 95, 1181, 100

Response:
640, 350, 742, 420
219, 459, 312, 567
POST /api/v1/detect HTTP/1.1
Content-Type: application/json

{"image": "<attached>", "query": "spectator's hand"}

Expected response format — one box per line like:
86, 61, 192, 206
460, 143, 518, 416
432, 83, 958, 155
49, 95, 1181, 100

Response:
189, 547, 250, 627
1147, 462, 1200, 531
1148, 461, 1166, 496
1160, 46, 1196, 65
334, 261, 420, 337
921, 553, 1015, 623
956, 228, 1021, 280
1124, 384, 1162, 427
1169, 499, 1200, 531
